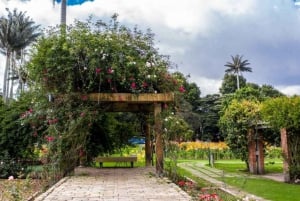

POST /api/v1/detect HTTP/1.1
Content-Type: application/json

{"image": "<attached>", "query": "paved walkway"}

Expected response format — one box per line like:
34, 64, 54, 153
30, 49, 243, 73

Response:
34, 167, 191, 201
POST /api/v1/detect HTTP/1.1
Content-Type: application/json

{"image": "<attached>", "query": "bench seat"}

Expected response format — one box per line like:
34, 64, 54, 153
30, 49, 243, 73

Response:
94, 156, 137, 168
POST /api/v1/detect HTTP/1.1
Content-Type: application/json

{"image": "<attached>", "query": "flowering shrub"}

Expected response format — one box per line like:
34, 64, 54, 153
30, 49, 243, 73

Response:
176, 179, 224, 201
177, 180, 196, 193
199, 193, 222, 201
28, 16, 181, 95
179, 141, 228, 151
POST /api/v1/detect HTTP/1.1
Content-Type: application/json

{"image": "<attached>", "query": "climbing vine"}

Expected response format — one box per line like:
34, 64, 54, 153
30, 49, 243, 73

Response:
23, 15, 183, 180
219, 99, 261, 167
261, 96, 300, 182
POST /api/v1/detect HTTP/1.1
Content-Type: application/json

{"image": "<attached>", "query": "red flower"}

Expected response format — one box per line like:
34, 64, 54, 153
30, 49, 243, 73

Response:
48, 118, 58, 125
107, 79, 112, 83
142, 82, 148, 88
179, 85, 186, 93
177, 180, 186, 187
131, 82, 137, 89
81, 95, 88, 101
96, 68, 101, 74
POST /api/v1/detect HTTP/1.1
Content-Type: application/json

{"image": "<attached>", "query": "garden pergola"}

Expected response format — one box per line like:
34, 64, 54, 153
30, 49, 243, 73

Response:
88, 92, 175, 175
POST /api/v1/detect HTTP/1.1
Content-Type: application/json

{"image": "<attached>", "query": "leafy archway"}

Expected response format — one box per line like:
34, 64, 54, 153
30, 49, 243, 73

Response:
25, 15, 180, 179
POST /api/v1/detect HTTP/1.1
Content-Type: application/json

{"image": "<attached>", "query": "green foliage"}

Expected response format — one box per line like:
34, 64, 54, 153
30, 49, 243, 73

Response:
22, 15, 184, 179
219, 99, 261, 163
261, 96, 300, 130
0, 93, 38, 178
163, 113, 194, 142
198, 94, 222, 141
219, 73, 247, 95
27, 16, 178, 95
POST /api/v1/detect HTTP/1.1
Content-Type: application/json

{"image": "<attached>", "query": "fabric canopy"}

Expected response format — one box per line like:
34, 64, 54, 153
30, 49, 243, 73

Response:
55, 0, 94, 6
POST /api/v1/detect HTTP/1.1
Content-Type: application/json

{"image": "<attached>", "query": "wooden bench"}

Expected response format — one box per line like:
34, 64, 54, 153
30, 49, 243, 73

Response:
94, 156, 137, 168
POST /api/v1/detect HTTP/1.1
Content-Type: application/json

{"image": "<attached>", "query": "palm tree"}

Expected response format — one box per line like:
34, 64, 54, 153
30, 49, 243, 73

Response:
53, 0, 67, 25
0, 8, 41, 103
224, 54, 252, 90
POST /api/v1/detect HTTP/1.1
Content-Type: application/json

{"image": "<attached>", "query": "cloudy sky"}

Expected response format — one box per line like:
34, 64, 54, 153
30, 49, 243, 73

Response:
1, 0, 300, 96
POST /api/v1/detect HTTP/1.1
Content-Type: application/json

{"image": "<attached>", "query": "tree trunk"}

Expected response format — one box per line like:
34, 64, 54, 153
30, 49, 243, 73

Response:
236, 72, 240, 90
3, 50, 11, 104
61, 0, 67, 25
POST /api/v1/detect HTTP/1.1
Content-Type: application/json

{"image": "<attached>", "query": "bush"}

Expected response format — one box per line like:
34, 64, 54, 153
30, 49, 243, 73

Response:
0, 152, 28, 179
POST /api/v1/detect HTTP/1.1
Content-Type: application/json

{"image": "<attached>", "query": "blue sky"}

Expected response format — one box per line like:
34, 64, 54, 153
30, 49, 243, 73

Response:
1, 0, 300, 96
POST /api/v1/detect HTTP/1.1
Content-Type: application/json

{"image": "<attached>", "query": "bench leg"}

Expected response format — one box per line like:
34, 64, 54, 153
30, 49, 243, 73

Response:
131, 162, 134, 168
100, 162, 103, 168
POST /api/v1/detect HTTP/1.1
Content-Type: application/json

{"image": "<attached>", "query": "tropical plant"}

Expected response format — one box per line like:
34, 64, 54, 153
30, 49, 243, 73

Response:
0, 8, 41, 103
219, 73, 247, 95
224, 54, 252, 90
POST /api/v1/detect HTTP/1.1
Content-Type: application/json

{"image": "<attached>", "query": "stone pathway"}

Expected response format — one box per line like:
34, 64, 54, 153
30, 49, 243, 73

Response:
34, 167, 191, 201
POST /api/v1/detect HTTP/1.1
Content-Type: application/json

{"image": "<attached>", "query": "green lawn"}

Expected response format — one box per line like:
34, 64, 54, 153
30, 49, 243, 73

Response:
212, 159, 300, 201
213, 159, 283, 173
222, 177, 300, 201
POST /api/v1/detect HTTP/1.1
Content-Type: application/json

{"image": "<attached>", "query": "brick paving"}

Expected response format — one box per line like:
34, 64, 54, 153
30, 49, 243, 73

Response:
34, 167, 192, 201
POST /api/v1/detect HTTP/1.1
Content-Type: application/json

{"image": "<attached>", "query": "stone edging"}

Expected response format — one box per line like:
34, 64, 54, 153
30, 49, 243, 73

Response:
28, 177, 69, 201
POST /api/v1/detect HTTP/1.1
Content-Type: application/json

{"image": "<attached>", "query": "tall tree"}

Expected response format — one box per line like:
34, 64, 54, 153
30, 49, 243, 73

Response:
224, 54, 252, 90
0, 9, 40, 103
219, 73, 246, 95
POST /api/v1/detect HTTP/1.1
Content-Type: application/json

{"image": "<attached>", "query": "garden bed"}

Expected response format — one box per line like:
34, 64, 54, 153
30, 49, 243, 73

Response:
0, 178, 46, 201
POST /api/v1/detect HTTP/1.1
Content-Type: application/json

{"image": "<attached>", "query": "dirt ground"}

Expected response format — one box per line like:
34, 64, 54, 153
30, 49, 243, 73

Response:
0, 178, 46, 201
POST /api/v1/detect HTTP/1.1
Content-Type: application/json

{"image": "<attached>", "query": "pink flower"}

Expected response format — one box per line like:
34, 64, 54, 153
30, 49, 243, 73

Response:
131, 82, 137, 89
80, 112, 85, 117
46, 136, 55, 142
95, 68, 101, 74
179, 85, 186, 93
107, 79, 112, 83
107, 68, 114, 74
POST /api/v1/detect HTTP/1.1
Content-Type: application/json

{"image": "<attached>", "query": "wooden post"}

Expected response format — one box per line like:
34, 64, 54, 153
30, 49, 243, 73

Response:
144, 119, 152, 166
281, 128, 290, 182
154, 103, 163, 175
248, 128, 264, 174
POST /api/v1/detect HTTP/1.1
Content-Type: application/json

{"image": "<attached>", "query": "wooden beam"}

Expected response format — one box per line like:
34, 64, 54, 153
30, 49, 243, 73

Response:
88, 93, 174, 103
95, 103, 154, 112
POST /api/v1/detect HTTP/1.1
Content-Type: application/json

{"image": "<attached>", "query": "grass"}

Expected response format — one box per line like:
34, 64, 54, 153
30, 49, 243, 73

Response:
213, 159, 283, 173
211, 159, 300, 201
223, 177, 300, 201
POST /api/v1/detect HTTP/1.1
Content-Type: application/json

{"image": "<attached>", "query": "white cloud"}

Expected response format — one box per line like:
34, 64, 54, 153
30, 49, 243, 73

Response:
1, 0, 300, 97
277, 85, 300, 97
190, 76, 222, 97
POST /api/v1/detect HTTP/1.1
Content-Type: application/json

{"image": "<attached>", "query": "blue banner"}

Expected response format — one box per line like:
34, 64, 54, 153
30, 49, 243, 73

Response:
55, 0, 94, 6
